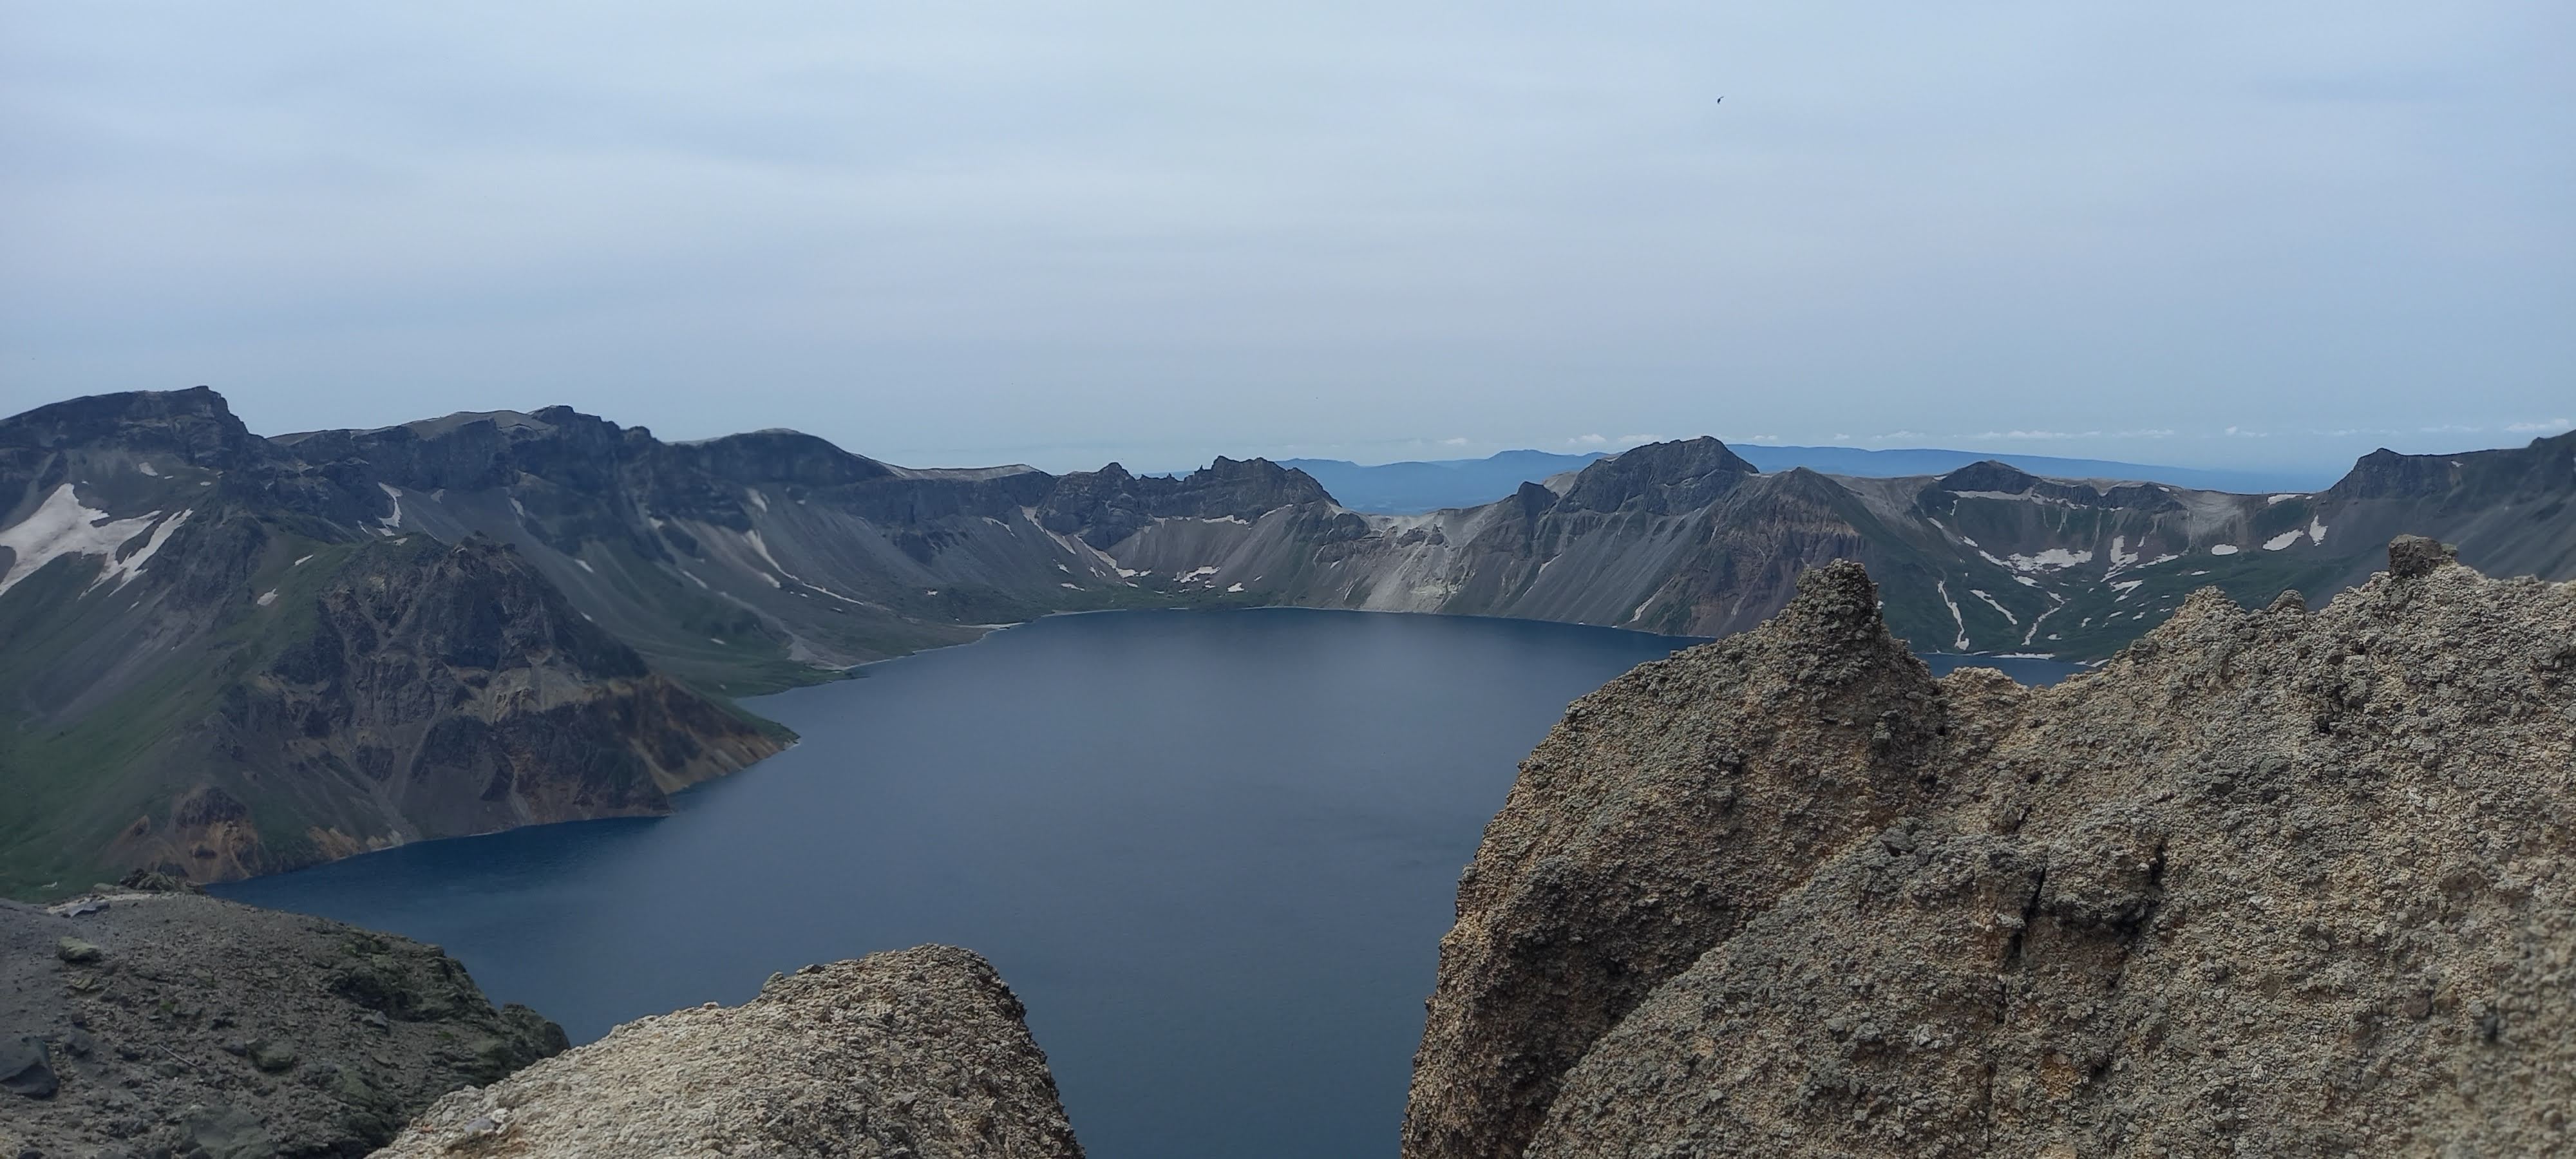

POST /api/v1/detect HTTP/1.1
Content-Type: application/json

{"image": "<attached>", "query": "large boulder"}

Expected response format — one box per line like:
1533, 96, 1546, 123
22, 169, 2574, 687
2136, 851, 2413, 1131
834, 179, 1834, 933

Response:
375, 946, 1084, 1159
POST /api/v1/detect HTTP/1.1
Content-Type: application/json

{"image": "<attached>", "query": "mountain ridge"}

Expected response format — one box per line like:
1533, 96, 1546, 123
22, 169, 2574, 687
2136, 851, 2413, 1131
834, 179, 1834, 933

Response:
1283, 444, 2339, 514
5, 386, 2569, 890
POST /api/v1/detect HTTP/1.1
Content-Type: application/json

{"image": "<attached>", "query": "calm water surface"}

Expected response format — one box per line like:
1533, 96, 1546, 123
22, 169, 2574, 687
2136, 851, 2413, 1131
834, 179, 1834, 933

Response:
218, 609, 2078, 1158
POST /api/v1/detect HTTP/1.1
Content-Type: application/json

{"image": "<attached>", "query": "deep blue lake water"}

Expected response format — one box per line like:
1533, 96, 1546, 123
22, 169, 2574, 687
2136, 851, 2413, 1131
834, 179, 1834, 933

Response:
217, 609, 2080, 1158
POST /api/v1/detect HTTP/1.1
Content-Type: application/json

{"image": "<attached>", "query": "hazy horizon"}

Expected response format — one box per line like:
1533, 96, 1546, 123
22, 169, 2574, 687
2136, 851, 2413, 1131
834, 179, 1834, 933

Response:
5, 3, 2569, 475
2, 379, 2568, 480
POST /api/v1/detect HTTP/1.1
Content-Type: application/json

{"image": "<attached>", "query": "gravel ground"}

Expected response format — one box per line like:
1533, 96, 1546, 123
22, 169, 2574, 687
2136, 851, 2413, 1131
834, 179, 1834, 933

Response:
0, 879, 562, 1158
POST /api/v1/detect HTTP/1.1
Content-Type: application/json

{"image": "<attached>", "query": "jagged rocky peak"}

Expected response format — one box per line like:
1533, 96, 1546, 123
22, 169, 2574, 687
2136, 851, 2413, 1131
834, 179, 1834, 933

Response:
1187, 454, 1336, 509
2329, 446, 2467, 502
1, 385, 262, 471
1405, 561, 1946, 1159
376, 946, 1084, 1158
2326, 430, 2576, 504
1556, 437, 1759, 514
1408, 538, 2576, 1158
287, 403, 645, 495
1504, 478, 1560, 520
1039, 455, 1334, 548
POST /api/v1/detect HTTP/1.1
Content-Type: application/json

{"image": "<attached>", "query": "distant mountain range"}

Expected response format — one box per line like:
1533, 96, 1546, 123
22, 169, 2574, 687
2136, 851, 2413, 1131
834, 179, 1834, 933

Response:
4, 387, 2568, 892
1286, 448, 2335, 514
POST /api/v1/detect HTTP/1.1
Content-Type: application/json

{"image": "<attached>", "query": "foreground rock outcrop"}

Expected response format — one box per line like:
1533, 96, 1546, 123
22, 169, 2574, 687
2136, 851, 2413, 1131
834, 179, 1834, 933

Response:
375, 946, 1083, 1159
1405, 538, 2576, 1158
0, 881, 565, 1158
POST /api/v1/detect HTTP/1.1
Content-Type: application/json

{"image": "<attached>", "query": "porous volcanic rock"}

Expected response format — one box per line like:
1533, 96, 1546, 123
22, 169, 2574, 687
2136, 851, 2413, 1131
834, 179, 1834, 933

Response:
1405, 541, 2576, 1158
374, 946, 1084, 1159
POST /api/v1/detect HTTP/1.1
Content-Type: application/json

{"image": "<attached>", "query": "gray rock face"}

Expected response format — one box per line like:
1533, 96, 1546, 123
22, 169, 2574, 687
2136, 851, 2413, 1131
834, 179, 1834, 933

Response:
374, 947, 1084, 1159
1405, 540, 2576, 1158
2389, 532, 2458, 578
0, 391, 789, 894
0, 887, 565, 1158
1401, 561, 1959, 1159
0, 1037, 56, 1100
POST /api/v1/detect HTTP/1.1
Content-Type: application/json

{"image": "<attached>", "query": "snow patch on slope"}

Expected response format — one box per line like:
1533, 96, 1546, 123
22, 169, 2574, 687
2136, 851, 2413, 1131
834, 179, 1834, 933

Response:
90, 510, 190, 592
2022, 600, 2064, 647
0, 485, 176, 598
1935, 580, 1970, 651
2004, 548, 2093, 572
1951, 490, 2076, 507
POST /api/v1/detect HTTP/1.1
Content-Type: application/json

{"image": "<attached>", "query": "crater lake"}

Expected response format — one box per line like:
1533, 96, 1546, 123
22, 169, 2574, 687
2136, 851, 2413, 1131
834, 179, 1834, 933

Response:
217, 608, 2081, 1157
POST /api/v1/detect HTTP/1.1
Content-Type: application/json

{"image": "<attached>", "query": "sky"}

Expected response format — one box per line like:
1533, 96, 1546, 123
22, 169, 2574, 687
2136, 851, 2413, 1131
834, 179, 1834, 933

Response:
2, 2, 2570, 475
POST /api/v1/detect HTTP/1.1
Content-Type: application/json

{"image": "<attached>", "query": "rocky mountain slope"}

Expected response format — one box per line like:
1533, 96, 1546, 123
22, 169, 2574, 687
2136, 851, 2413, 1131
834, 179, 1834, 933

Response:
1403, 540, 2576, 1158
0, 390, 782, 894
1166, 433, 2574, 658
6, 386, 2567, 892
375, 946, 1083, 1159
0, 877, 565, 1158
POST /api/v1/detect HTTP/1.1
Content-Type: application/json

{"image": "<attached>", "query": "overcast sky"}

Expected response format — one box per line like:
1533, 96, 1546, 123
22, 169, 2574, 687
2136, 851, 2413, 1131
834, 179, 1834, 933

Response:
3, 3, 2568, 473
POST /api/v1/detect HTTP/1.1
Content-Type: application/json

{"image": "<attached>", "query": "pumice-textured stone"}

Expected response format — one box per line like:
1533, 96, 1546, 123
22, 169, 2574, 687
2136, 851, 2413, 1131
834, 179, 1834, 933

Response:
1405, 540, 2576, 1158
374, 946, 1084, 1159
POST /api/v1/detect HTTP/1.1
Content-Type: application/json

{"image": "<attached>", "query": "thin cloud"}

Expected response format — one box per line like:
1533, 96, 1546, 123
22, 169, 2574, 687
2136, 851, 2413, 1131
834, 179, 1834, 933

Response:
0, 5, 2562, 466
2505, 419, 2571, 434
1567, 434, 1609, 446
